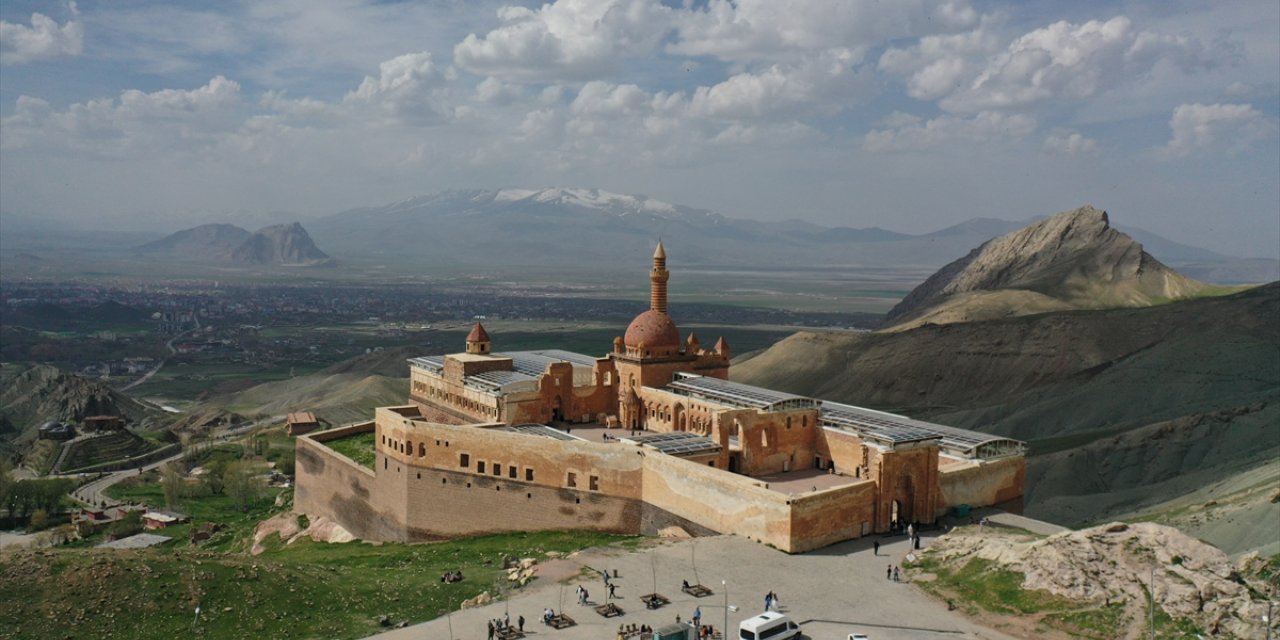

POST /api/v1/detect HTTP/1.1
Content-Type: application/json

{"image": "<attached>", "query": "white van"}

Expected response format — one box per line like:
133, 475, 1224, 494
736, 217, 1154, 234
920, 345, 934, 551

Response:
738, 612, 801, 640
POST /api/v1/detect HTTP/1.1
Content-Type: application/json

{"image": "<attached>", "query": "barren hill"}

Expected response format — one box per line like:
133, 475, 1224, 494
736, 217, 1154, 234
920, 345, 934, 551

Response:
884, 206, 1205, 328
138, 223, 252, 260
733, 283, 1280, 548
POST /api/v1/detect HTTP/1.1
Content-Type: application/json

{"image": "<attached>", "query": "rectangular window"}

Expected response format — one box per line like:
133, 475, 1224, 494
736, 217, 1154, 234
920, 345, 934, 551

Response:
460, 453, 470, 468
477, 461, 486, 474
525, 468, 534, 482
508, 466, 517, 479
567, 472, 577, 488
589, 475, 600, 491
493, 463, 502, 476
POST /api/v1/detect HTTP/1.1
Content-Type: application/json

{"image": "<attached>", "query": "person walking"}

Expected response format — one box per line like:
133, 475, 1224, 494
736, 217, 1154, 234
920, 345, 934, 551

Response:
487, 619, 495, 640
873, 540, 880, 555
886, 564, 892, 580
693, 606, 701, 628
893, 566, 901, 582
518, 615, 525, 632
764, 592, 772, 611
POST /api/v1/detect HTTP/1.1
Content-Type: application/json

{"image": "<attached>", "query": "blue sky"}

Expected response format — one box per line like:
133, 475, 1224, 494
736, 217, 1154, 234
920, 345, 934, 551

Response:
1, 0, 1277, 258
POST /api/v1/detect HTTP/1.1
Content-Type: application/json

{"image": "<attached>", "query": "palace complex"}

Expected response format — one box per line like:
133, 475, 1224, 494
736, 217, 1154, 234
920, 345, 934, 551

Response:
295, 243, 1026, 552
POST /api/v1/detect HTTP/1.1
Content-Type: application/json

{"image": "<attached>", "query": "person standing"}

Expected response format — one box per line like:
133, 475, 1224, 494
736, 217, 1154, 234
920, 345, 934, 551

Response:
693, 606, 701, 628
518, 615, 525, 632
487, 619, 495, 640
886, 564, 892, 580
893, 566, 901, 582
764, 592, 772, 611
873, 540, 880, 555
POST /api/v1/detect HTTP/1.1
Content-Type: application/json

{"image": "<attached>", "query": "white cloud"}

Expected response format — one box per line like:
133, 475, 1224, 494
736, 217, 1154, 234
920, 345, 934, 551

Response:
880, 16, 1232, 115
863, 110, 1036, 151
344, 52, 451, 123
1157, 103, 1276, 159
0, 2, 83, 65
1, 76, 241, 154
474, 77, 522, 105
683, 48, 872, 119
878, 18, 1002, 100
454, 0, 674, 82
670, 0, 978, 64
1041, 130, 1098, 156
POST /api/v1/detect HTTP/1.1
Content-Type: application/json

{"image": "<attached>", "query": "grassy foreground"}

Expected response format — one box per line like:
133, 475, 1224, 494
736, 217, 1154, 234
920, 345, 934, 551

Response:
0, 529, 633, 639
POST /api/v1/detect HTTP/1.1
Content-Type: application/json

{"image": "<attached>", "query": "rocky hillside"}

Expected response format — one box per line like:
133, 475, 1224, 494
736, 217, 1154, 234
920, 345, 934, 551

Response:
733, 283, 1280, 546
137, 223, 252, 260
0, 364, 165, 442
229, 222, 331, 266
884, 206, 1206, 328
913, 522, 1278, 639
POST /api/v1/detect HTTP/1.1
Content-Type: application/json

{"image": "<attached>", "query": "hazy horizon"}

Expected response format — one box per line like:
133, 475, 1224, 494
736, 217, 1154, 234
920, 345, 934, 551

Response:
2, 0, 1277, 259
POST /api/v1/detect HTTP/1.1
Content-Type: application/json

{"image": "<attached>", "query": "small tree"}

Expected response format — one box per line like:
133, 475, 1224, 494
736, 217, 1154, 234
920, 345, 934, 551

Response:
27, 508, 49, 532
224, 460, 262, 511
105, 510, 143, 539
160, 463, 183, 511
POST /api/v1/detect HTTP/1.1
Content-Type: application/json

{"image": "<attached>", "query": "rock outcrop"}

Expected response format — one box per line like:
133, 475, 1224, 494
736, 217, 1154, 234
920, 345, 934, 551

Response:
884, 206, 1204, 327
920, 522, 1276, 639
229, 222, 331, 266
139, 222, 331, 266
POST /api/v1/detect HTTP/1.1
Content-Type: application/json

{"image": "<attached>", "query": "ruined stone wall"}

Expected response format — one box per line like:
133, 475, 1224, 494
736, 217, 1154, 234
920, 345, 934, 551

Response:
936, 456, 1025, 516
718, 409, 820, 477
788, 480, 879, 551
816, 427, 869, 478
639, 452, 795, 550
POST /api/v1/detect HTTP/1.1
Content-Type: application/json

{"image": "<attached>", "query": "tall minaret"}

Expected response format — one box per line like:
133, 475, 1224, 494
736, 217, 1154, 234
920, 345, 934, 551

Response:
650, 241, 669, 313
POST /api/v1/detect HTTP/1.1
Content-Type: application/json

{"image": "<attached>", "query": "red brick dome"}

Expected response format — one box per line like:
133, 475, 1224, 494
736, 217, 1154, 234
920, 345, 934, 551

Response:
624, 310, 680, 350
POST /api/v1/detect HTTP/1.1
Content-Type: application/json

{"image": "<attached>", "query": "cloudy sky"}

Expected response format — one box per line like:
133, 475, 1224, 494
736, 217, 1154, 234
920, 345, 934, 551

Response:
1, 0, 1277, 257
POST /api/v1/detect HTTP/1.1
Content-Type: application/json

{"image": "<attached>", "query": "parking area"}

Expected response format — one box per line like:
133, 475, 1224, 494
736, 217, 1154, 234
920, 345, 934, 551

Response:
367, 531, 1022, 640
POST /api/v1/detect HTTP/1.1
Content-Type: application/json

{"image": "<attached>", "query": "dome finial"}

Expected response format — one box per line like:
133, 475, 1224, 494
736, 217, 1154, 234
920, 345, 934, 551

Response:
653, 239, 666, 260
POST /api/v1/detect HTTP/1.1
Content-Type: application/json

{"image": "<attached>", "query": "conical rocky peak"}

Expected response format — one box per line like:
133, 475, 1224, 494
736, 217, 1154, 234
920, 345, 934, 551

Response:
884, 206, 1204, 327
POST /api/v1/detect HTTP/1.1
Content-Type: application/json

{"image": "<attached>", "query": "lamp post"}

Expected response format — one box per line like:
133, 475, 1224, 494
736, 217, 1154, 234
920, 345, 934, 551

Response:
723, 580, 728, 639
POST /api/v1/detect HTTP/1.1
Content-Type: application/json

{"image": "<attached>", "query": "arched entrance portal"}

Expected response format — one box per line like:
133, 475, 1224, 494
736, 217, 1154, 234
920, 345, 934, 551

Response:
551, 396, 563, 423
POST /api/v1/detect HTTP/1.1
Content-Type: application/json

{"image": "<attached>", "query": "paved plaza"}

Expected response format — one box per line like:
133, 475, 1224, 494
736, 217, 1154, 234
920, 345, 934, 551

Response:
369, 530, 1022, 640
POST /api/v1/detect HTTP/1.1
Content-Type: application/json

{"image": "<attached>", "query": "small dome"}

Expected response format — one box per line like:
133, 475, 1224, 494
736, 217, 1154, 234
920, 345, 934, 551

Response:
42, 420, 63, 430
624, 310, 680, 350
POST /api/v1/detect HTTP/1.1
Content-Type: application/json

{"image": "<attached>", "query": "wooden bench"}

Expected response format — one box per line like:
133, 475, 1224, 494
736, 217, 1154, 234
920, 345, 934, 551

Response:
682, 584, 714, 598
594, 602, 625, 617
545, 614, 575, 629
640, 593, 669, 609
495, 628, 525, 640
